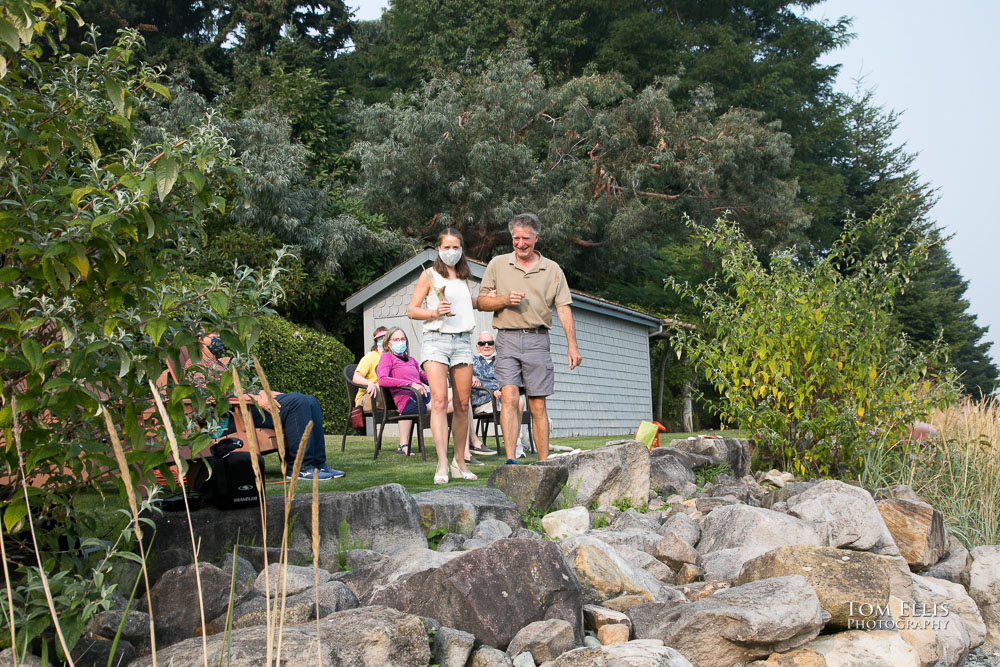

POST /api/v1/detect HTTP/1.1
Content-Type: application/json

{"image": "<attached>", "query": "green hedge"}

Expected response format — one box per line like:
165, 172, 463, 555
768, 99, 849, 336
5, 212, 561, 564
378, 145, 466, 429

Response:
253, 315, 354, 434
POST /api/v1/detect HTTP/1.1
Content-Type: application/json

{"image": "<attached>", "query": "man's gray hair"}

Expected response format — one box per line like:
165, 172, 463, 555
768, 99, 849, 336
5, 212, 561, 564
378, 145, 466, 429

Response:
508, 213, 541, 236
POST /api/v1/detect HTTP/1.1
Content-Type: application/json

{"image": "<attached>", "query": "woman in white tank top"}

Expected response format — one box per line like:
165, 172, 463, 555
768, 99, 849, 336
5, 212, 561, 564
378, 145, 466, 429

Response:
407, 228, 482, 484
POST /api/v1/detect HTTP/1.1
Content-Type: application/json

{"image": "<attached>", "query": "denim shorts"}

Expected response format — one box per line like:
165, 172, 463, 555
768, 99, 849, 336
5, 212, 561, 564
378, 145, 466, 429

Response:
422, 330, 474, 367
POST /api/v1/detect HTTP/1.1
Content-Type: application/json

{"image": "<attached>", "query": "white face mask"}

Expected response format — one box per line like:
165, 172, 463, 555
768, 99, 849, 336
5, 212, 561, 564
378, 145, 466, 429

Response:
439, 248, 462, 267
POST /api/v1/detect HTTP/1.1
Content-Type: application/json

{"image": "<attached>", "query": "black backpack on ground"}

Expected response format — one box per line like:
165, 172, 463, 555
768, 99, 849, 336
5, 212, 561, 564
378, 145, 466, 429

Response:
195, 437, 266, 510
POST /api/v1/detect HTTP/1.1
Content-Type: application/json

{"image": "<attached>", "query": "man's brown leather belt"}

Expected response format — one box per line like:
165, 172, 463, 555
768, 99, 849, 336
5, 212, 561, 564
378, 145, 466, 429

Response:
502, 327, 547, 334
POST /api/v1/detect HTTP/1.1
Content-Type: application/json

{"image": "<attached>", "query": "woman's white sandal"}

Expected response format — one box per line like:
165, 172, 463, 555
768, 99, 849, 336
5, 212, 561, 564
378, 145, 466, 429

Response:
450, 459, 477, 481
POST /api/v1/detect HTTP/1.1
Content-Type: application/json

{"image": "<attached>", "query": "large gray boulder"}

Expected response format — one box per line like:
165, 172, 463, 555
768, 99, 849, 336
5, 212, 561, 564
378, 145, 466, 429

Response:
337, 546, 460, 603
665, 437, 750, 478
412, 486, 522, 536
254, 562, 332, 597
736, 544, 890, 629
965, 545, 1000, 645
648, 449, 697, 497
696, 504, 823, 582
146, 562, 254, 647
633, 575, 826, 667
548, 639, 694, 666
487, 464, 569, 514
146, 484, 427, 566
536, 441, 650, 510
369, 538, 583, 650
588, 528, 664, 557
919, 534, 969, 583
131, 605, 430, 666
912, 572, 985, 650
784, 479, 894, 552
205, 579, 359, 633
560, 536, 684, 605
220, 552, 256, 590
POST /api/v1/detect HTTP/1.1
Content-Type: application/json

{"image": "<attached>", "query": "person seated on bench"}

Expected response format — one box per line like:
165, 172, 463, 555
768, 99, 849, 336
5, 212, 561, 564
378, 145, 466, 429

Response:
185, 334, 345, 481
470, 331, 525, 457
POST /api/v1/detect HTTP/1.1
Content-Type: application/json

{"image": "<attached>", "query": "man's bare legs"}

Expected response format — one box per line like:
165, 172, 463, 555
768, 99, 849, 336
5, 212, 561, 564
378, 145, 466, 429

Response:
500, 384, 521, 460
527, 396, 549, 461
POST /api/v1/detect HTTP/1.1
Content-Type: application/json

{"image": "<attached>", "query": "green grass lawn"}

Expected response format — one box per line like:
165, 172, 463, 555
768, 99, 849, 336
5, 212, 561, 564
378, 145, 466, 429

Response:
74, 429, 740, 519
273, 430, 734, 495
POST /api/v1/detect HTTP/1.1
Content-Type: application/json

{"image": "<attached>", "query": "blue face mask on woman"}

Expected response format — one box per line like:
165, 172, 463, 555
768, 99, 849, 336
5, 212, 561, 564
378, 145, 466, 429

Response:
391, 340, 407, 355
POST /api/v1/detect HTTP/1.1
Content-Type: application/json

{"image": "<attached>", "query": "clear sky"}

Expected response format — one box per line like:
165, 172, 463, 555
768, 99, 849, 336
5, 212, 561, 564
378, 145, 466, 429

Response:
806, 0, 1000, 372
348, 0, 999, 371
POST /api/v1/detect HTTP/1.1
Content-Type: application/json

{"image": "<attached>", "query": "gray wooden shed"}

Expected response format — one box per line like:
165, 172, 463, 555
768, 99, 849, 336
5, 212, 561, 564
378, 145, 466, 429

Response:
344, 249, 663, 437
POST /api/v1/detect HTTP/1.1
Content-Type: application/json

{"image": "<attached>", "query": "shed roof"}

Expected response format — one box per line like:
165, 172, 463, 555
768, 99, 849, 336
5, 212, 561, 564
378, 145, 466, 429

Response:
344, 249, 666, 332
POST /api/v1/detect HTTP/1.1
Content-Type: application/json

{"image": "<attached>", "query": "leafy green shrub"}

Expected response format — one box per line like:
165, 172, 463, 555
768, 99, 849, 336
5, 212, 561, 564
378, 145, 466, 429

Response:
252, 315, 354, 432
670, 209, 955, 477
0, 10, 284, 659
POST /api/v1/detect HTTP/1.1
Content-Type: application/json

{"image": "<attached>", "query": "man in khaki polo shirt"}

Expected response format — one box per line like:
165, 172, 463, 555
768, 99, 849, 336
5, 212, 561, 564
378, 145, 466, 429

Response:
478, 213, 582, 462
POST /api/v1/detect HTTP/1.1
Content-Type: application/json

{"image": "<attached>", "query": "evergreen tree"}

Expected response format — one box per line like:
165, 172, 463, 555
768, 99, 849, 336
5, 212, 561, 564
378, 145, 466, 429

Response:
345, 0, 851, 243
349, 44, 807, 292
141, 82, 414, 335
74, 0, 353, 96
837, 88, 998, 396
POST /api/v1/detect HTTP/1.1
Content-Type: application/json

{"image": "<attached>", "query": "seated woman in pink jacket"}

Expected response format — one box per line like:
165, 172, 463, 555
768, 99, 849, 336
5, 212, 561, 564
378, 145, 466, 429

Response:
375, 326, 431, 421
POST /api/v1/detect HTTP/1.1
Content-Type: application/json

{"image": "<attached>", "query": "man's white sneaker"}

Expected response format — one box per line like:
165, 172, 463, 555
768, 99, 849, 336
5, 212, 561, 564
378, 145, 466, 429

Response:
515, 439, 526, 459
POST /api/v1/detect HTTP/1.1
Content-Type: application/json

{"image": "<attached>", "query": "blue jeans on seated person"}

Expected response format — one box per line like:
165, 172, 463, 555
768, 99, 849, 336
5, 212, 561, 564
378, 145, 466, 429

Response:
400, 390, 430, 415
249, 392, 326, 476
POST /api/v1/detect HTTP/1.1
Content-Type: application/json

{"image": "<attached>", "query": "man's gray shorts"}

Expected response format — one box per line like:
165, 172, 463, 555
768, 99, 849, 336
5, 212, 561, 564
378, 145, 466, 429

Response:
495, 329, 554, 398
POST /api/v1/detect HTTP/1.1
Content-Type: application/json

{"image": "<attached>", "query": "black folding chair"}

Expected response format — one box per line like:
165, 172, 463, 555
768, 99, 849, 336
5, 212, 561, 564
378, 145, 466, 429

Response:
372, 385, 430, 461
341, 363, 377, 453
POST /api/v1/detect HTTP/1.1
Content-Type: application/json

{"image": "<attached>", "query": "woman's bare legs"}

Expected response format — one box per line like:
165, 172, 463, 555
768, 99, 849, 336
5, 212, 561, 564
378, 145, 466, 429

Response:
449, 364, 473, 473
398, 419, 413, 452
424, 360, 453, 477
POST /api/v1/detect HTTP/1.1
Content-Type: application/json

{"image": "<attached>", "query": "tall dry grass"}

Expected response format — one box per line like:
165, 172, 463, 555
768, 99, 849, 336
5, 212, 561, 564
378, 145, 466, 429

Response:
4, 358, 324, 666
863, 396, 1000, 548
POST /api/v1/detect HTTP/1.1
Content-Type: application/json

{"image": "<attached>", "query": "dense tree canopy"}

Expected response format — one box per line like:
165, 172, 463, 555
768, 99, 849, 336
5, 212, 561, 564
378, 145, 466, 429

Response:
350, 45, 806, 292
74, 0, 354, 95
12, 0, 999, 407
